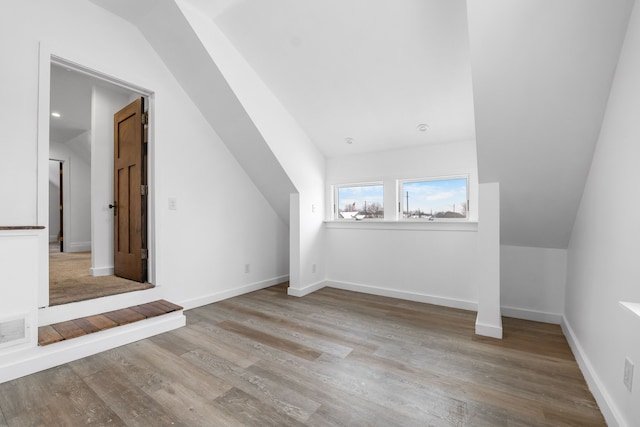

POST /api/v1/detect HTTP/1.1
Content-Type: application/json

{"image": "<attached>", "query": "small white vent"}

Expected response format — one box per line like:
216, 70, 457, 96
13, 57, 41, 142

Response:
0, 315, 29, 349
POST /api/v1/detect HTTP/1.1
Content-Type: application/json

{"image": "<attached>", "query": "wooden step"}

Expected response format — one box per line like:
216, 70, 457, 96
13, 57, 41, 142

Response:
38, 300, 183, 346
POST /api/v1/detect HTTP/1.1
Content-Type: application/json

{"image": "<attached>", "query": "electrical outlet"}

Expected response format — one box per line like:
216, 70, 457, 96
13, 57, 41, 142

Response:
244, 264, 250, 274
312, 263, 316, 273
624, 357, 634, 392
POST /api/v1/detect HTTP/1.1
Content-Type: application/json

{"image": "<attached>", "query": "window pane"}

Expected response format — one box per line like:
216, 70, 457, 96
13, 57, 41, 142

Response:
402, 178, 467, 219
337, 184, 384, 219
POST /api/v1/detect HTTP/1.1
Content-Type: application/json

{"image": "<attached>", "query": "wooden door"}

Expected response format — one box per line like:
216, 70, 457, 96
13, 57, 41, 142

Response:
58, 161, 64, 252
113, 97, 147, 282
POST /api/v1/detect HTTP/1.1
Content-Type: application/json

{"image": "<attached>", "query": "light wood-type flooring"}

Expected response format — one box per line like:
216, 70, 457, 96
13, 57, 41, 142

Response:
0, 284, 605, 426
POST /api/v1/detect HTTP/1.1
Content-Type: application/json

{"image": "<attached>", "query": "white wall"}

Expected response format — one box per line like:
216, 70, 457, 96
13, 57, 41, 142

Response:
50, 138, 91, 252
325, 142, 480, 309
90, 85, 131, 276
501, 245, 566, 324
565, 1, 640, 425
177, 2, 325, 294
0, 0, 288, 378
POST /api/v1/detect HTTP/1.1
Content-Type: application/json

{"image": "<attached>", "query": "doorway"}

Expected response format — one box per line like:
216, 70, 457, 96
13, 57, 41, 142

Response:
44, 57, 155, 307
48, 159, 64, 253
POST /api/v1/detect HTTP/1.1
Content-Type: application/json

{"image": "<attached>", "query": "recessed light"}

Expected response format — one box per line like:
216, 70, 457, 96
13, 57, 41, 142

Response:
416, 123, 429, 132
51, 112, 61, 118
345, 137, 354, 144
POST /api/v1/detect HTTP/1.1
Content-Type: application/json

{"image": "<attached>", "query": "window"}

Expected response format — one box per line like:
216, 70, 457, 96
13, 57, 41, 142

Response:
335, 183, 384, 220
400, 176, 468, 220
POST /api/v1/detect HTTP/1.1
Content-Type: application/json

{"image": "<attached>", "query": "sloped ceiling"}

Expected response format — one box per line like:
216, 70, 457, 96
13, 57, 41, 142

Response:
193, 0, 476, 158
90, 0, 634, 249
89, 0, 296, 223
467, 0, 634, 248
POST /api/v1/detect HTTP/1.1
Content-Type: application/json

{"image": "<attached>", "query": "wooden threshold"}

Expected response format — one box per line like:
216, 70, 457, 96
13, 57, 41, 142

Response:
38, 300, 183, 346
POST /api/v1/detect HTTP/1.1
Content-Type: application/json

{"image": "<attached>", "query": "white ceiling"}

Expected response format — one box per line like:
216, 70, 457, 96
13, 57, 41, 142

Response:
89, 0, 634, 249
49, 64, 93, 144
188, 0, 476, 158
49, 64, 133, 145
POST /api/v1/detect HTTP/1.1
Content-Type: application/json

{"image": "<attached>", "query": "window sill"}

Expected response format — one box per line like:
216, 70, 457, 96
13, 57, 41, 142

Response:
324, 220, 478, 232
620, 301, 640, 319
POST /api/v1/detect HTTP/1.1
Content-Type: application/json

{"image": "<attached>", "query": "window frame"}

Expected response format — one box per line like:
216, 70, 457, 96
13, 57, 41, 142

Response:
398, 174, 470, 222
333, 181, 385, 221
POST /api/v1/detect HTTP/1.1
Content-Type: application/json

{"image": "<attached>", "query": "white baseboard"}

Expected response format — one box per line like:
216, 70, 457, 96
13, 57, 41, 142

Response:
501, 306, 563, 324
475, 318, 503, 339
90, 266, 114, 277
561, 316, 624, 427
287, 280, 326, 297
66, 241, 91, 252
179, 275, 289, 310
39, 286, 163, 326
1, 312, 185, 384
325, 279, 478, 312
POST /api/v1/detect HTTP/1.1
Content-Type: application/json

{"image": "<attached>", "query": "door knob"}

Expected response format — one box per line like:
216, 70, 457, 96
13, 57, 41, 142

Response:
108, 201, 117, 216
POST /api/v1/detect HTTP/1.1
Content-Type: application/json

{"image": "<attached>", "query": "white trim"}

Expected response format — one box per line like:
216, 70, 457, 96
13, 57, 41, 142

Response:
287, 280, 326, 297
66, 241, 91, 252
38, 286, 163, 326
475, 319, 503, 339
0, 312, 185, 385
90, 266, 114, 277
51, 56, 151, 96
562, 316, 625, 427
325, 279, 478, 311
332, 181, 384, 221
501, 306, 563, 324
178, 275, 289, 310
398, 174, 470, 221
37, 41, 157, 309
325, 220, 478, 232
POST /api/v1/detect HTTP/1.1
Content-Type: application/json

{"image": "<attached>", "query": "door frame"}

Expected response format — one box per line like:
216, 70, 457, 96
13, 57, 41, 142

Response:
48, 158, 68, 252
36, 43, 156, 308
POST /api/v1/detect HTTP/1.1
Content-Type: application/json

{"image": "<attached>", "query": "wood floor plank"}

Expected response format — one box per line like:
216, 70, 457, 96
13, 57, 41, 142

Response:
73, 317, 102, 334
217, 320, 323, 361
212, 387, 306, 427
129, 304, 163, 319
119, 339, 231, 399
214, 301, 353, 358
51, 320, 87, 340
37, 325, 64, 346
182, 348, 321, 423
168, 325, 260, 368
85, 314, 118, 331
103, 307, 146, 325
153, 299, 183, 312
83, 368, 185, 427
0, 365, 125, 426
2, 285, 606, 426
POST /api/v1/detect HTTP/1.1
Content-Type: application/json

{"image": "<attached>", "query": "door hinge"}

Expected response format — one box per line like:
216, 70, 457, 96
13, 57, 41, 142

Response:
141, 184, 148, 196
141, 248, 148, 260
141, 112, 149, 125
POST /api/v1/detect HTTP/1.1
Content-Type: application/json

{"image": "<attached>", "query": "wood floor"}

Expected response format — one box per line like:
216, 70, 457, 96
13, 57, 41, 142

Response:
38, 300, 184, 346
0, 284, 604, 426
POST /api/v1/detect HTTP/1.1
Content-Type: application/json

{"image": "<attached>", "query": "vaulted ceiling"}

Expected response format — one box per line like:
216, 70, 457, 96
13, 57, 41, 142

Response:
90, 0, 635, 249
